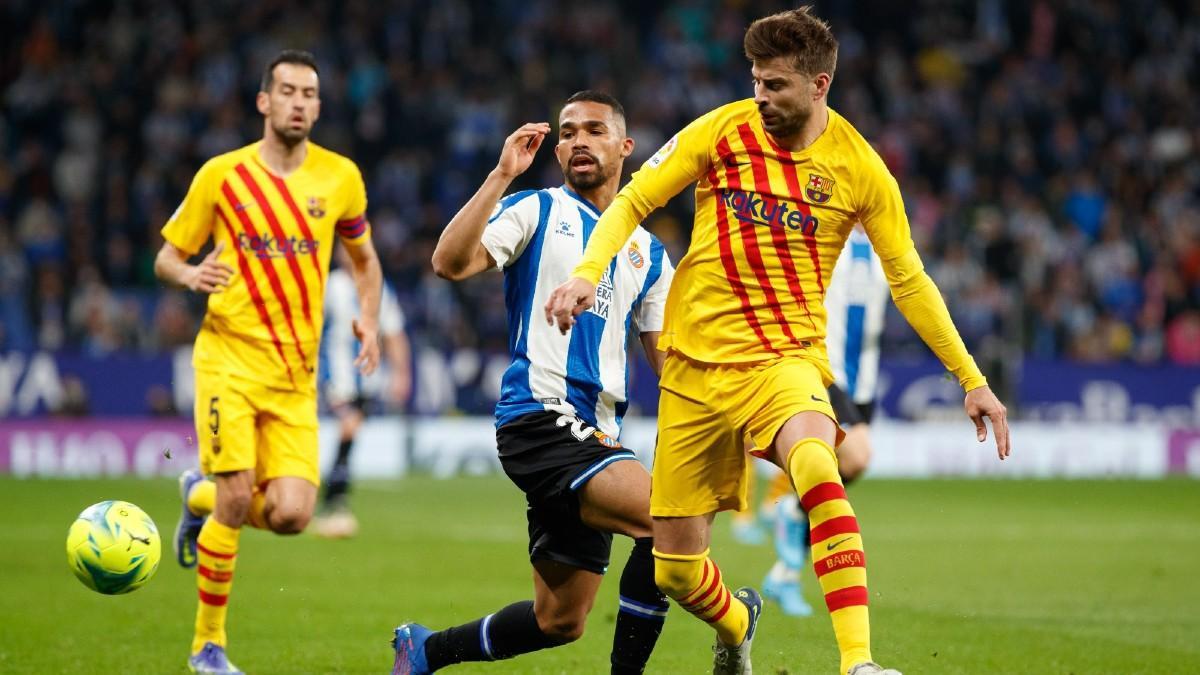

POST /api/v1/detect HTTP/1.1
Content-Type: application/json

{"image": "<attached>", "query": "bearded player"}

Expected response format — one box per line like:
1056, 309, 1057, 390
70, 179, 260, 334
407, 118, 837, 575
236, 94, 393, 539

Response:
546, 8, 1009, 675
155, 50, 383, 674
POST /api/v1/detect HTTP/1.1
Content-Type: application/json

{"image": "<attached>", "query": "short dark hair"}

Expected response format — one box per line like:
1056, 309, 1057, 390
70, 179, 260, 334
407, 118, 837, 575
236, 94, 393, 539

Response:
564, 90, 626, 123
260, 49, 320, 93
743, 6, 838, 79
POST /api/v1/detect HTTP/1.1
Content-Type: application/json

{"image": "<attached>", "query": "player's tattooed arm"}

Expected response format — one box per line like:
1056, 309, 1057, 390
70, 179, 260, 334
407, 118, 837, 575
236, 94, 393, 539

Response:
433, 122, 551, 281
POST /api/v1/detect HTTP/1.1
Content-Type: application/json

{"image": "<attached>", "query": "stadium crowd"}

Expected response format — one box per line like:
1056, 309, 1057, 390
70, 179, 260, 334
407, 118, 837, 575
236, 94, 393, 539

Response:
1, 0, 1198, 367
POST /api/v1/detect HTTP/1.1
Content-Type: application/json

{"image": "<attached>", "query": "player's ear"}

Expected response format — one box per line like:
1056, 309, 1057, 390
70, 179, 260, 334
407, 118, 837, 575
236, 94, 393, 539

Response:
812, 72, 832, 100
621, 136, 635, 159
256, 90, 270, 116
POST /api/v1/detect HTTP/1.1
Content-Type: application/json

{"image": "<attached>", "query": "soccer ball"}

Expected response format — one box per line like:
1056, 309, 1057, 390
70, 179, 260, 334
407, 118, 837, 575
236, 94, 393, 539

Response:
66, 500, 161, 595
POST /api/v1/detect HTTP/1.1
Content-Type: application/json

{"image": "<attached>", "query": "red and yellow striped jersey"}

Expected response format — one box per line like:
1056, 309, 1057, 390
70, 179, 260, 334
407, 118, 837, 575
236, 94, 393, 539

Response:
162, 141, 371, 391
573, 100, 985, 391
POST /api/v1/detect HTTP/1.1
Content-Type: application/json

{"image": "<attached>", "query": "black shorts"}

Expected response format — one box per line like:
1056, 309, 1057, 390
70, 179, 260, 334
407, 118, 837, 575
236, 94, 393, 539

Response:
496, 411, 638, 574
828, 383, 875, 427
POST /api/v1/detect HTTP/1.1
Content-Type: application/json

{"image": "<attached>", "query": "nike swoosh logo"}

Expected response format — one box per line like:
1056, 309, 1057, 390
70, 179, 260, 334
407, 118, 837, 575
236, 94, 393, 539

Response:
827, 536, 854, 551
235, 202, 254, 212
811, 394, 827, 403
723, 157, 749, 168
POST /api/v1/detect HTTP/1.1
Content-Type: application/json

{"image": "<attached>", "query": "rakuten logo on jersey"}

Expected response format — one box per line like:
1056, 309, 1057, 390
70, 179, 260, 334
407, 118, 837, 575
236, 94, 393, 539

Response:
722, 189, 819, 235
238, 233, 319, 260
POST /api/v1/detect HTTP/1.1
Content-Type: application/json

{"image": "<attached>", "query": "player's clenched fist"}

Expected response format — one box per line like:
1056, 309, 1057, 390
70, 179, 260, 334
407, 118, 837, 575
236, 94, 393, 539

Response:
544, 276, 596, 334
494, 122, 552, 180
186, 242, 234, 293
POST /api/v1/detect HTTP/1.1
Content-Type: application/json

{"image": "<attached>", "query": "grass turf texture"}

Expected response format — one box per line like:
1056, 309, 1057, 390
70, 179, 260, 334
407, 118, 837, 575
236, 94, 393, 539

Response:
1, 477, 1197, 674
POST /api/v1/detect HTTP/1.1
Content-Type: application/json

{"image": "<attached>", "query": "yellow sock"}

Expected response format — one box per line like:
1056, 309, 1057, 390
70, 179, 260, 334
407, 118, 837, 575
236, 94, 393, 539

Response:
245, 490, 268, 530
653, 548, 749, 646
186, 479, 216, 517
193, 518, 240, 654
787, 438, 871, 673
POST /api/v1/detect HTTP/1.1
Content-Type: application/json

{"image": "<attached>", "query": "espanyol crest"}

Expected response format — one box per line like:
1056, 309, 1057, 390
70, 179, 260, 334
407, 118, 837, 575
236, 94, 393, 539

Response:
627, 243, 645, 269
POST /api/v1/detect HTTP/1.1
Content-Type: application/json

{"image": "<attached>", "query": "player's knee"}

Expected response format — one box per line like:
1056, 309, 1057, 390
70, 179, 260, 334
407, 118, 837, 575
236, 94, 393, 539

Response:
653, 556, 700, 600
839, 449, 869, 483
267, 506, 311, 534
535, 608, 586, 643
788, 436, 839, 478
837, 428, 872, 483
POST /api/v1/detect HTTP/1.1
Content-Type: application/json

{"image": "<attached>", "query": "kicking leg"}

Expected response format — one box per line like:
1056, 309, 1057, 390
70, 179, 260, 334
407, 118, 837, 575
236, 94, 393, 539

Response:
771, 411, 874, 674
577, 458, 668, 674
402, 561, 601, 673
653, 515, 762, 674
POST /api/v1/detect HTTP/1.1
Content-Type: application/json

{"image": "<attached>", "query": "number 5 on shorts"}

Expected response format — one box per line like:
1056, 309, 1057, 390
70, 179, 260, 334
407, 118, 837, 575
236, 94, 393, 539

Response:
208, 396, 221, 454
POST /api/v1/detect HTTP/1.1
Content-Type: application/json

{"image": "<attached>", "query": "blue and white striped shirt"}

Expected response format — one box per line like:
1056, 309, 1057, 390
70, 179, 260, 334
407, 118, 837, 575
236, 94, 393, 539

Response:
825, 228, 889, 404
482, 185, 673, 438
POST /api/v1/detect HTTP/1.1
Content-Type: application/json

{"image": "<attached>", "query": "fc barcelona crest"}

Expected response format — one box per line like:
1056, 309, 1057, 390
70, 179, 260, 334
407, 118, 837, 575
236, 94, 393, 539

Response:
306, 196, 326, 218
805, 174, 835, 204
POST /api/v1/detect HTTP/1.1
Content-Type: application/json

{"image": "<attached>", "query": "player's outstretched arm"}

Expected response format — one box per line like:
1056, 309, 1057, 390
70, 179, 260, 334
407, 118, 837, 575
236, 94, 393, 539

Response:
154, 241, 233, 294
432, 122, 551, 281
345, 238, 383, 375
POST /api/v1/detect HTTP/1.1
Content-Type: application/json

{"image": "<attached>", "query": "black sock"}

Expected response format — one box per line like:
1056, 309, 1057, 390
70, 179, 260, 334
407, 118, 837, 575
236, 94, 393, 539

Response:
424, 600, 563, 671
611, 538, 669, 674
322, 438, 354, 506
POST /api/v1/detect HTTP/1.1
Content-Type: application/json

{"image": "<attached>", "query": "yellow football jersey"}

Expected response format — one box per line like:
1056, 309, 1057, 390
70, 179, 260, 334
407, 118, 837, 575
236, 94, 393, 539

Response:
162, 141, 371, 391
574, 100, 985, 391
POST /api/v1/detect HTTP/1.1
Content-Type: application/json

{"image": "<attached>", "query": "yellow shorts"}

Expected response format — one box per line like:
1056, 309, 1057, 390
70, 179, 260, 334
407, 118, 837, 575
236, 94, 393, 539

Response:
650, 352, 841, 517
193, 369, 320, 487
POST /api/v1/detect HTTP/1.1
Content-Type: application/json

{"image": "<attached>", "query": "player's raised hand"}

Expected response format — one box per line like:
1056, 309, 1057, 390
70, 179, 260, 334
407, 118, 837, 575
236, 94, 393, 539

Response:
964, 385, 1010, 460
495, 122, 551, 179
187, 242, 234, 293
543, 276, 596, 335
352, 318, 380, 375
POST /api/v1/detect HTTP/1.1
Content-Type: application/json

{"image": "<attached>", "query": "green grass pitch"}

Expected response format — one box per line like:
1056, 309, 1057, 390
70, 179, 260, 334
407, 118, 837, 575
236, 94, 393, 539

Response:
1, 476, 1197, 674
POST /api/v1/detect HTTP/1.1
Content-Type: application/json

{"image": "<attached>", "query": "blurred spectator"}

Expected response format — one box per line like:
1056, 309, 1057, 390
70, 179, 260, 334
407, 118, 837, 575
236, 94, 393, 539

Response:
0, 0, 1196, 367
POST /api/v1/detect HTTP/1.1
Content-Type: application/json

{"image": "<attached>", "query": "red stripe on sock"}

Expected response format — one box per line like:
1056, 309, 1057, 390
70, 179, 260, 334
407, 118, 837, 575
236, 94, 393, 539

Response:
679, 560, 715, 606
824, 585, 869, 612
198, 589, 229, 606
684, 566, 723, 610
704, 589, 734, 624
810, 515, 860, 545
198, 565, 234, 582
800, 482, 847, 512
196, 542, 236, 560
697, 586, 729, 616
814, 550, 866, 577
